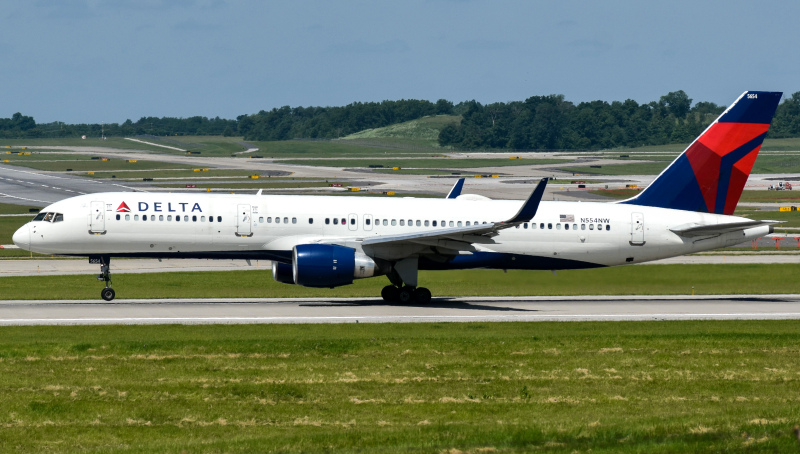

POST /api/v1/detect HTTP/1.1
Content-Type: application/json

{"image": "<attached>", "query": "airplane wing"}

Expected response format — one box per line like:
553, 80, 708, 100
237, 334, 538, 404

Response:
318, 178, 548, 258
670, 220, 779, 238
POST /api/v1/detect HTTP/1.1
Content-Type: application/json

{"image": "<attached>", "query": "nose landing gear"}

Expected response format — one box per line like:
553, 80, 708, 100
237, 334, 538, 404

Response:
91, 256, 116, 301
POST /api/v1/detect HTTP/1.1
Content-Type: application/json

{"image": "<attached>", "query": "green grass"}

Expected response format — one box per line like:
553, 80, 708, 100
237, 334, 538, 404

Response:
0, 138, 169, 152
0, 321, 798, 452
340, 115, 461, 148
0, 216, 31, 244
84, 169, 257, 180
0, 203, 40, 215
5, 158, 193, 172
1, 264, 800, 300
156, 181, 352, 189
278, 157, 570, 169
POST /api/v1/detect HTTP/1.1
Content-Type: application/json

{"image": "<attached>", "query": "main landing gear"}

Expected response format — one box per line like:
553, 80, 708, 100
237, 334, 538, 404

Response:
92, 256, 116, 301
380, 257, 431, 304
381, 285, 432, 304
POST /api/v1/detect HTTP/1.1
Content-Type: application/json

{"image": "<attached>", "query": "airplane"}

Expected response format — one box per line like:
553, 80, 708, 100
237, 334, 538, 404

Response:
12, 91, 782, 303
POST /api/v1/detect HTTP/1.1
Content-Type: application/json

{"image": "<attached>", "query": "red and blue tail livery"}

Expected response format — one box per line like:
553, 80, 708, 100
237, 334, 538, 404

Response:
623, 91, 782, 214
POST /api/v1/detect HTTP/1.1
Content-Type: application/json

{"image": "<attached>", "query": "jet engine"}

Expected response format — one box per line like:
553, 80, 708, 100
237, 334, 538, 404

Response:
274, 244, 379, 288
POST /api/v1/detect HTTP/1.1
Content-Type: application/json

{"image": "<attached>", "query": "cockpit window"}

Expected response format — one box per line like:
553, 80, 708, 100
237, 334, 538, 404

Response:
32, 212, 64, 222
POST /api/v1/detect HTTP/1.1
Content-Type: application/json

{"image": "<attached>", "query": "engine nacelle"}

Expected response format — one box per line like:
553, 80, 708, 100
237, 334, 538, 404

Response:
292, 244, 379, 288
272, 262, 295, 285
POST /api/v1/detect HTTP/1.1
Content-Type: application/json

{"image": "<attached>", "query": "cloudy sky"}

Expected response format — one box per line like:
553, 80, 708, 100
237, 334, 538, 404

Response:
2, 0, 798, 123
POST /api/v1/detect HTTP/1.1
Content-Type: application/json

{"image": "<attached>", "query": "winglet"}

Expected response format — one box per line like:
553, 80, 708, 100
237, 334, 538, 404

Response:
446, 178, 465, 199
505, 178, 548, 223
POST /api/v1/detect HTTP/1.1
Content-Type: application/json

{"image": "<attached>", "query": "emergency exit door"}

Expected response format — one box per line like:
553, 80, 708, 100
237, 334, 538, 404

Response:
236, 204, 253, 237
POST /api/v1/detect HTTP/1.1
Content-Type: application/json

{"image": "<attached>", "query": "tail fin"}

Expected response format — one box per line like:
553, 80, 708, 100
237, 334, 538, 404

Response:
622, 91, 782, 214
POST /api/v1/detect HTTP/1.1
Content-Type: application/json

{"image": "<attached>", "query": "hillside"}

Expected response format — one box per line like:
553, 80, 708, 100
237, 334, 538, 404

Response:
338, 115, 460, 148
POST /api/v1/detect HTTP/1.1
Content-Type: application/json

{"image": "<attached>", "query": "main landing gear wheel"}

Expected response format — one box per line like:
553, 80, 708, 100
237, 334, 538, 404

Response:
381, 285, 432, 304
101, 287, 116, 301
381, 285, 399, 302
413, 287, 432, 305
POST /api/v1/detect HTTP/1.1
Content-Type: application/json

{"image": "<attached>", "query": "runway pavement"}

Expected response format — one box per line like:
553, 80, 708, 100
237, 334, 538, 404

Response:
0, 294, 798, 325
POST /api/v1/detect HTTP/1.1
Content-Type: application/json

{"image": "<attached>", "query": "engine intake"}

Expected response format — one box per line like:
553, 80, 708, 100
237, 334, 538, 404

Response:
272, 262, 295, 285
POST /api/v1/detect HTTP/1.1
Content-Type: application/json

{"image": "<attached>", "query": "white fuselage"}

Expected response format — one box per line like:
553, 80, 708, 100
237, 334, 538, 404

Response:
13, 192, 768, 270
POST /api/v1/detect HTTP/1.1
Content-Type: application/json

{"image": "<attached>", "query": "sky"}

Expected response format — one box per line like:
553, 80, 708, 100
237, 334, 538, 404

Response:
1, 0, 799, 124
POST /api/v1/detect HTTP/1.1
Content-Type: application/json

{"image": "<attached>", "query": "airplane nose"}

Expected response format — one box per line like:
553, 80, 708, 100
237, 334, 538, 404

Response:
12, 224, 30, 250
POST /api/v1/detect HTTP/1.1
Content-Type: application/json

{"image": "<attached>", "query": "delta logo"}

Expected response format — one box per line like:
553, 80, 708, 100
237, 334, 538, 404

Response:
116, 201, 203, 213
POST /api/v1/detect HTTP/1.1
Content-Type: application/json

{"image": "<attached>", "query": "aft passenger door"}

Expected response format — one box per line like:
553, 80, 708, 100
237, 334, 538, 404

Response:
89, 201, 105, 234
236, 204, 253, 237
630, 212, 645, 246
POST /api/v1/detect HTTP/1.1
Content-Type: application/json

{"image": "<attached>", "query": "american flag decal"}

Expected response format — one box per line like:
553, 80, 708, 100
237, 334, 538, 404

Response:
560, 214, 574, 222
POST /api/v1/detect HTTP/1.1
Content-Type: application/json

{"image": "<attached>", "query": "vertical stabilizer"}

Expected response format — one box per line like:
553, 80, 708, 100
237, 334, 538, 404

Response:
622, 91, 782, 214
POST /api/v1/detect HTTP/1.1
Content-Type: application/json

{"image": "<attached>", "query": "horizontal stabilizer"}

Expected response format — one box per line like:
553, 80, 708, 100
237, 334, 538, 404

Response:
670, 220, 779, 237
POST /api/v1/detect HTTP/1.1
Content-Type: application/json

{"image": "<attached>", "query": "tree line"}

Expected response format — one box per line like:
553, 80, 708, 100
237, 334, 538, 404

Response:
1, 91, 799, 150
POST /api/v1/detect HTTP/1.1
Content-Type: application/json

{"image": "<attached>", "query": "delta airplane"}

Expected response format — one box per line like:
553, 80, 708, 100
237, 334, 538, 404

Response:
12, 91, 782, 303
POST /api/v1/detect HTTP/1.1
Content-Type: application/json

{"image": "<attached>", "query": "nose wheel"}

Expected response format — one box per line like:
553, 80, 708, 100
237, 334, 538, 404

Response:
101, 287, 116, 301
92, 256, 116, 301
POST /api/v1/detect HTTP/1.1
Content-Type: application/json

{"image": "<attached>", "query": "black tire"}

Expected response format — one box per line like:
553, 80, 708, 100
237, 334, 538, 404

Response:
398, 286, 415, 304
414, 287, 432, 304
381, 285, 399, 302
101, 288, 115, 301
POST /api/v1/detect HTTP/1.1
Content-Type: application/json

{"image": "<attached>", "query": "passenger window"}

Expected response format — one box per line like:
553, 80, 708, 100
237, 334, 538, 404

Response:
366, 219, 371, 225
325, 218, 330, 225
349, 218, 354, 225
547, 223, 552, 229
134, 215, 140, 221
449, 221, 454, 227
293, 217, 297, 224
466, 221, 471, 226
184, 215, 189, 222
125, 214, 130, 221
424, 220, 429, 227
432, 220, 437, 227
400, 220, 405, 226
208, 216, 213, 223
391, 219, 397, 226
192, 216, 197, 222
284, 217, 289, 224
581, 224, 585, 230
217, 216, 222, 222
309, 218, 314, 224
143, 215, 148, 221
407, 219, 412, 226
456, 221, 462, 227
540, 223, 545, 229
383, 219, 388, 226
277, 217, 282, 224
416, 220, 421, 227
565, 224, 569, 230
167, 215, 172, 221
556, 223, 561, 230
523, 223, 528, 229
573, 223, 577, 230
201, 216, 206, 222
176, 216, 180, 222
259, 217, 264, 223
606, 225, 611, 231
160, 215, 164, 221
332, 218, 337, 225
532, 223, 537, 229
589, 224, 594, 230
116, 214, 121, 221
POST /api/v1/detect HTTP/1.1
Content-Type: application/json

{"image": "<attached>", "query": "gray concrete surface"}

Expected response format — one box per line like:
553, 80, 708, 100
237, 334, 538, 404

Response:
0, 294, 798, 325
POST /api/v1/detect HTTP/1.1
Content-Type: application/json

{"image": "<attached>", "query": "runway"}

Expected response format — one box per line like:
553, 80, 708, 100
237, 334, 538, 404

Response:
1, 294, 798, 325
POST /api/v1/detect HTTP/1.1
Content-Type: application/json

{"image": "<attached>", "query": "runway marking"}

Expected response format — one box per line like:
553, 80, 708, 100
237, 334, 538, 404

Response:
0, 192, 50, 203
3, 313, 800, 325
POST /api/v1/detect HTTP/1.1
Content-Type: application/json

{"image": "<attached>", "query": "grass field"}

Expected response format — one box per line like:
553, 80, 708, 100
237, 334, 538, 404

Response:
0, 320, 798, 452
1, 264, 800, 300
278, 157, 571, 169
5, 158, 193, 172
